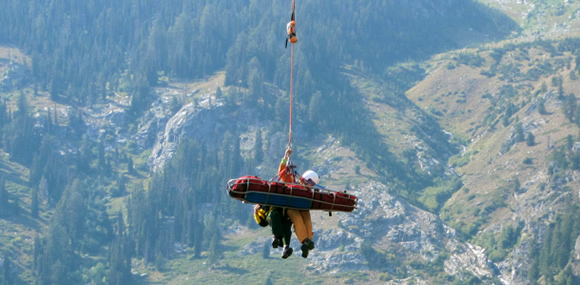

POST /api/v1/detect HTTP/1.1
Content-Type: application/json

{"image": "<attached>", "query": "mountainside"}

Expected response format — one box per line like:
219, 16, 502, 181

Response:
407, 39, 580, 284
1, 1, 580, 285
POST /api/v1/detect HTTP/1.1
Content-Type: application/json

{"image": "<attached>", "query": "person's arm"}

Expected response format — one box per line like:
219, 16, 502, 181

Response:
278, 148, 293, 173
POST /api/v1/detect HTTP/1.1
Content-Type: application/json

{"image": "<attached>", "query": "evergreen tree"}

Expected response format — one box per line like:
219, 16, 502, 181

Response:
526, 133, 535, 146
33, 235, 42, 272
31, 186, 39, 218
4, 92, 39, 166
537, 97, 547, 115
215, 87, 223, 100
0, 176, 7, 217
502, 114, 510, 127
193, 217, 204, 259
308, 91, 324, 134
76, 136, 93, 174
576, 105, 580, 127
15, 91, 29, 119
36, 222, 81, 285
557, 213, 573, 269
540, 82, 548, 94
107, 211, 133, 285
0, 98, 7, 137
208, 230, 223, 266
127, 157, 134, 174
515, 122, 525, 142
539, 223, 554, 277
513, 178, 521, 193
2, 255, 13, 285
127, 75, 153, 119
29, 136, 55, 185
246, 57, 264, 105
528, 238, 540, 284
563, 93, 577, 122
253, 128, 263, 163
98, 141, 106, 172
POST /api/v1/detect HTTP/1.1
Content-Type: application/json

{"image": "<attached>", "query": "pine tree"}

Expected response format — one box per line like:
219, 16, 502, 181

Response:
513, 178, 520, 193
563, 93, 577, 122
98, 141, 106, 172
0, 98, 7, 134
2, 255, 13, 285
127, 157, 134, 174
15, 91, 29, 120
0, 176, 8, 217
215, 87, 223, 100
33, 235, 42, 272
208, 230, 223, 266
558, 81, 565, 100
539, 223, 554, 277
526, 133, 535, 146
528, 238, 540, 284
254, 128, 263, 163
537, 97, 547, 115
108, 211, 133, 285
308, 91, 324, 134
515, 122, 525, 142
31, 186, 39, 218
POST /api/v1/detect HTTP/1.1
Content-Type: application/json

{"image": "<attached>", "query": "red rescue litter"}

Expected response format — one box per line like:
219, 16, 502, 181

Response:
227, 176, 358, 212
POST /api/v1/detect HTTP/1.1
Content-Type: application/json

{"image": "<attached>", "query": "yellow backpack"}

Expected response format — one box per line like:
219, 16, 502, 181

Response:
254, 207, 270, 227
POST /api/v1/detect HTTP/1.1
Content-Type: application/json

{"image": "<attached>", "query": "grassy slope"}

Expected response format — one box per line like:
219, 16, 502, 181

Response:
406, 44, 580, 233
479, 0, 580, 39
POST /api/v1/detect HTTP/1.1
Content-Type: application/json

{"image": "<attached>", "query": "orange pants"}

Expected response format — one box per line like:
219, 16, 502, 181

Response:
287, 209, 312, 243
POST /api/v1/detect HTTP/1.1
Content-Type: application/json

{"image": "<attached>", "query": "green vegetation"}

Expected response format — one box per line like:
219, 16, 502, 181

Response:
449, 151, 479, 168
4, 0, 580, 284
418, 177, 463, 213
527, 202, 580, 285
454, 52, 486, 68
475, 222, 523, 262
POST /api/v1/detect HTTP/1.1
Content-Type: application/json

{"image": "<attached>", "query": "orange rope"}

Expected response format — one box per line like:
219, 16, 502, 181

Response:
289, 43, 294, 146
288, 0, 295, 147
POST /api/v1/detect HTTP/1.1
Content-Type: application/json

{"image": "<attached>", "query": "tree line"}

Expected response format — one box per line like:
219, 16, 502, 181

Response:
0, 0, 522, 283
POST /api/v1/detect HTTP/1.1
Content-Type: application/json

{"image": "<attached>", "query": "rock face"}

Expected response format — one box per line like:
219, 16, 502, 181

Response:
148, 99, 232, 172
332, 181, 496, 280
0, 62, 29, 92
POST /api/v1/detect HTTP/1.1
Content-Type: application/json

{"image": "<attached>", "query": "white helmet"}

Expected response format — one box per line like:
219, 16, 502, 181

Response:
302, 170, 319, 185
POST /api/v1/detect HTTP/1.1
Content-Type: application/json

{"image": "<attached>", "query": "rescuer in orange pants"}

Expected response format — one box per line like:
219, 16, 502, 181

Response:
278, 148, 317, 258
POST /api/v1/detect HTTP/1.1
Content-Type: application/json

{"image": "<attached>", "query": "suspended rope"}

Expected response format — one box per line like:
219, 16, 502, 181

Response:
225, 0, 359, 217
289, 43, 294, 147
288, 0, 296, 149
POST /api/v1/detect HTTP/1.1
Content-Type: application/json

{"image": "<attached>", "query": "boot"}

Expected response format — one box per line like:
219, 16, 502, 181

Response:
272, 236, 282, 249
303, 238, 315, 250
282, 246, 293, 259
301, 243, 309, 258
